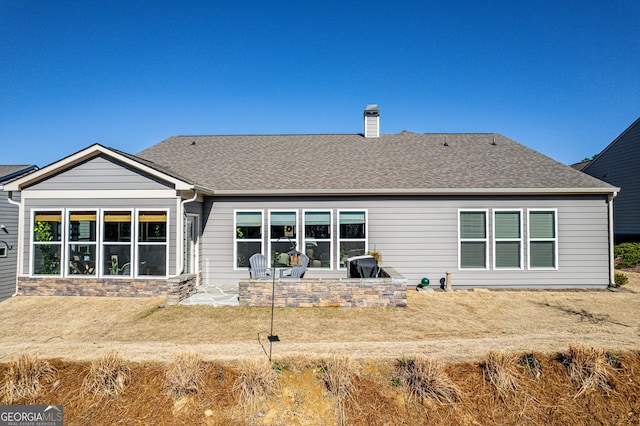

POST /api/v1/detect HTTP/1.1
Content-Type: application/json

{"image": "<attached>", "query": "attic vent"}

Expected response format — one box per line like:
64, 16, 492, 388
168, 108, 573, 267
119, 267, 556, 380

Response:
364, 104, 380, 138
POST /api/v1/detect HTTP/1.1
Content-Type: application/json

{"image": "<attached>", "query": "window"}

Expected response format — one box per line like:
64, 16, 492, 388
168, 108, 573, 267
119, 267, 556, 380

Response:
32, 211, 62, 275
137, 211, 168, 276
103, 211, 132, 276
0, 246, 7, 258
459, 210, 488, 269
338, 210, 367, 268
67, 211, 97, 275
303, 211, 332, 268
235, 211, 263, 268
270, 211, 297, 267
493, 210, 522, 269
528, 210, 557, 269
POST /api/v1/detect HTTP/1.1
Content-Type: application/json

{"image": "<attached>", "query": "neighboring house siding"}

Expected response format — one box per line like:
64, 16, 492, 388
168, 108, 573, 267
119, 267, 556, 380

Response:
0, 191, 20, 301
201, 195, 610, 289
20, 197, 178, 276
28, 156, 172, 191
582, 119, 640, 240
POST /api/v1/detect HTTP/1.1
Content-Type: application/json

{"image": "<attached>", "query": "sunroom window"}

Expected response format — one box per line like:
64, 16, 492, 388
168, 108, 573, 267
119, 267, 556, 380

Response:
137, 211, 168, 276
338, 210, 367, 268
103, 211, 132, 276
494, 210, 522, 269
235, 211, 263, 268
32, 211, 62, 275
304, 211, 332, 268
68, 211, 97, 275
528, 210, 557, 269
459, 210, 488, 269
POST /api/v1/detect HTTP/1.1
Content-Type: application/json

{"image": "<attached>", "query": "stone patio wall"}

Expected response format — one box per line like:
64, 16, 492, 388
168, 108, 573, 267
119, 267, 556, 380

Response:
238, 268, 407, 307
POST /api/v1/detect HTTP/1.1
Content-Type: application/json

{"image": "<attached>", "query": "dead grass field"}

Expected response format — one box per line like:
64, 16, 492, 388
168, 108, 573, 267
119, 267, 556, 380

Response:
0, 272, 638, 364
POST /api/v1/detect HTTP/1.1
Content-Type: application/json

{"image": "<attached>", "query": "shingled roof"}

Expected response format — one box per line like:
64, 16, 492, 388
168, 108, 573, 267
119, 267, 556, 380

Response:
135, 132, 615, 195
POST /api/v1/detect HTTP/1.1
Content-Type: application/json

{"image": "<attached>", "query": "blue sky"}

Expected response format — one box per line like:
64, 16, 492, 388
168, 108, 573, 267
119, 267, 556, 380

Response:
1, 1, 638, 167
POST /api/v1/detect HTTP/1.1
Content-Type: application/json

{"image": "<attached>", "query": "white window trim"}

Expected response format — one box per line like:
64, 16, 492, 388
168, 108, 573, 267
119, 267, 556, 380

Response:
337, 209, 368, 269
527, 208, 559, 270
0, 246, 7, 258
233, 209, 264, 270
268, 209, 299, 267
100, 208, 134, 278
65, 209, 98, 277
185, 213, 200, 275
458, 209, 489, 271
30, 208, 63, 277
302, 209, 333, 270
134, 208, 170, 278
493, 209, 524, 270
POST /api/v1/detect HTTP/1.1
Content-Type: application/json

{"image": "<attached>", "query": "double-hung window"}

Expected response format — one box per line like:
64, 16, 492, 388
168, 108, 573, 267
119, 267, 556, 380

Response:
528, 210, 557, 269
269, 211, 298, 267
303, 210, 332, 268
493, 210, 523, 269
338, 210, 367, 268
235, 211, 263, 268
137, 211, 168, 276
32, 211, 63, 275
67, 211, 97, 275
459, 210, 488, 269
103, 211, 132, 276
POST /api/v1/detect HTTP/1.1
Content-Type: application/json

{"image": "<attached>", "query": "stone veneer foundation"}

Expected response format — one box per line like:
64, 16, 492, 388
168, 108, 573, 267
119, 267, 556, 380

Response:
238, 268, 407, 308
17, 274, 197, 306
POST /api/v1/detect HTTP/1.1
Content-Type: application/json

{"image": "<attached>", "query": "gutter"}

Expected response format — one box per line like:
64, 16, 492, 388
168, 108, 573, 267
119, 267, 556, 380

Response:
177, 189, 199, 275
607, 191, 619, 288
6, 191, 21, 298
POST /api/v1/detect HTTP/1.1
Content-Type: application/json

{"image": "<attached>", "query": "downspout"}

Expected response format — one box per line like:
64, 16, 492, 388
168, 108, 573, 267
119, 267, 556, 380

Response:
178, 189, 198, 275
607, 191, 618, 288
7, 191, 22, 297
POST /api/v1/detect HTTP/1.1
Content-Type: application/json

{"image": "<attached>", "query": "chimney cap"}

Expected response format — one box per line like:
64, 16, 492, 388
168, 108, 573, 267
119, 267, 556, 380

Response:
364, 104, 380, 116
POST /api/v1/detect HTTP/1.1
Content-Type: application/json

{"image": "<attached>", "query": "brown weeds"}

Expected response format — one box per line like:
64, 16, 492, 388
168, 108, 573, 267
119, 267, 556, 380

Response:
81, 351, 131, 397
232, 358, 278, 411
396, 354, 462, 404
566, 343, 614, 397
164, 351, 207, 399
484, 350, 521, 397
1, 354, 56, 403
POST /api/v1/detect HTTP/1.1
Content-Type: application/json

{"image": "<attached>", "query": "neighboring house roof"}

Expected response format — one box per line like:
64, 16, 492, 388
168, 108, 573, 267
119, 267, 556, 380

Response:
0, 165, 38, 185
570, 160, 591, 171
136, 133, 616, 195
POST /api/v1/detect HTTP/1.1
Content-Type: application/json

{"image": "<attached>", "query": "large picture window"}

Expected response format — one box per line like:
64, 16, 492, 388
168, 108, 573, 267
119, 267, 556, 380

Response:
137, 211, 168, 276
303, 211, 332, 268
67, 211, 97, 275
32, 211, 63, 275
235, 211, 263, 268
270, 211, 297, 267
338, 210, 367, 268
493, 210, 522, 269
103, 211, 132, 276
459, 210, 488, 270
528, 210, 557, 269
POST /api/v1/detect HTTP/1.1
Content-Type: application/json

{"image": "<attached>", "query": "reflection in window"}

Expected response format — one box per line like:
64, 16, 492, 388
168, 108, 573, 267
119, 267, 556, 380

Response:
270, 211, 297, 267
104, 211, 132, 276
338, 211, 366, 267
32, 211, 62, 275
137, 211, 167, 276
304, 211, 332, 268
68, 211, 97, 275
235, 211, 263, 268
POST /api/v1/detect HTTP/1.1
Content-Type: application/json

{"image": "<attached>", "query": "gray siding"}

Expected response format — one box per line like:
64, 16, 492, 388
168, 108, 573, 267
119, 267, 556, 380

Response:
20, 197, 177, 276
0, 190, 20, 301
583, 119, 640, 238
29, 156, 173, 191
201, 195, 610, 289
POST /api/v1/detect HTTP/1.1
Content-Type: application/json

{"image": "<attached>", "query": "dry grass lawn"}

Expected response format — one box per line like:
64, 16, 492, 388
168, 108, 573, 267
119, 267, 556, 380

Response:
0, 272, 638, 364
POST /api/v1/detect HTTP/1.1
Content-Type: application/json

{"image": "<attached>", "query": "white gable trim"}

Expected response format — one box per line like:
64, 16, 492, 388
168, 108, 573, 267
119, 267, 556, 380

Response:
3, 144, 193, 192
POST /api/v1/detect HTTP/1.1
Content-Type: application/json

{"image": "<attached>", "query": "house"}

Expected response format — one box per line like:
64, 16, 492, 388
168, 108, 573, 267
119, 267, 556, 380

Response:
577, 117, 640, 243
2, 105, 619, 302
0, 165, 38, 301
